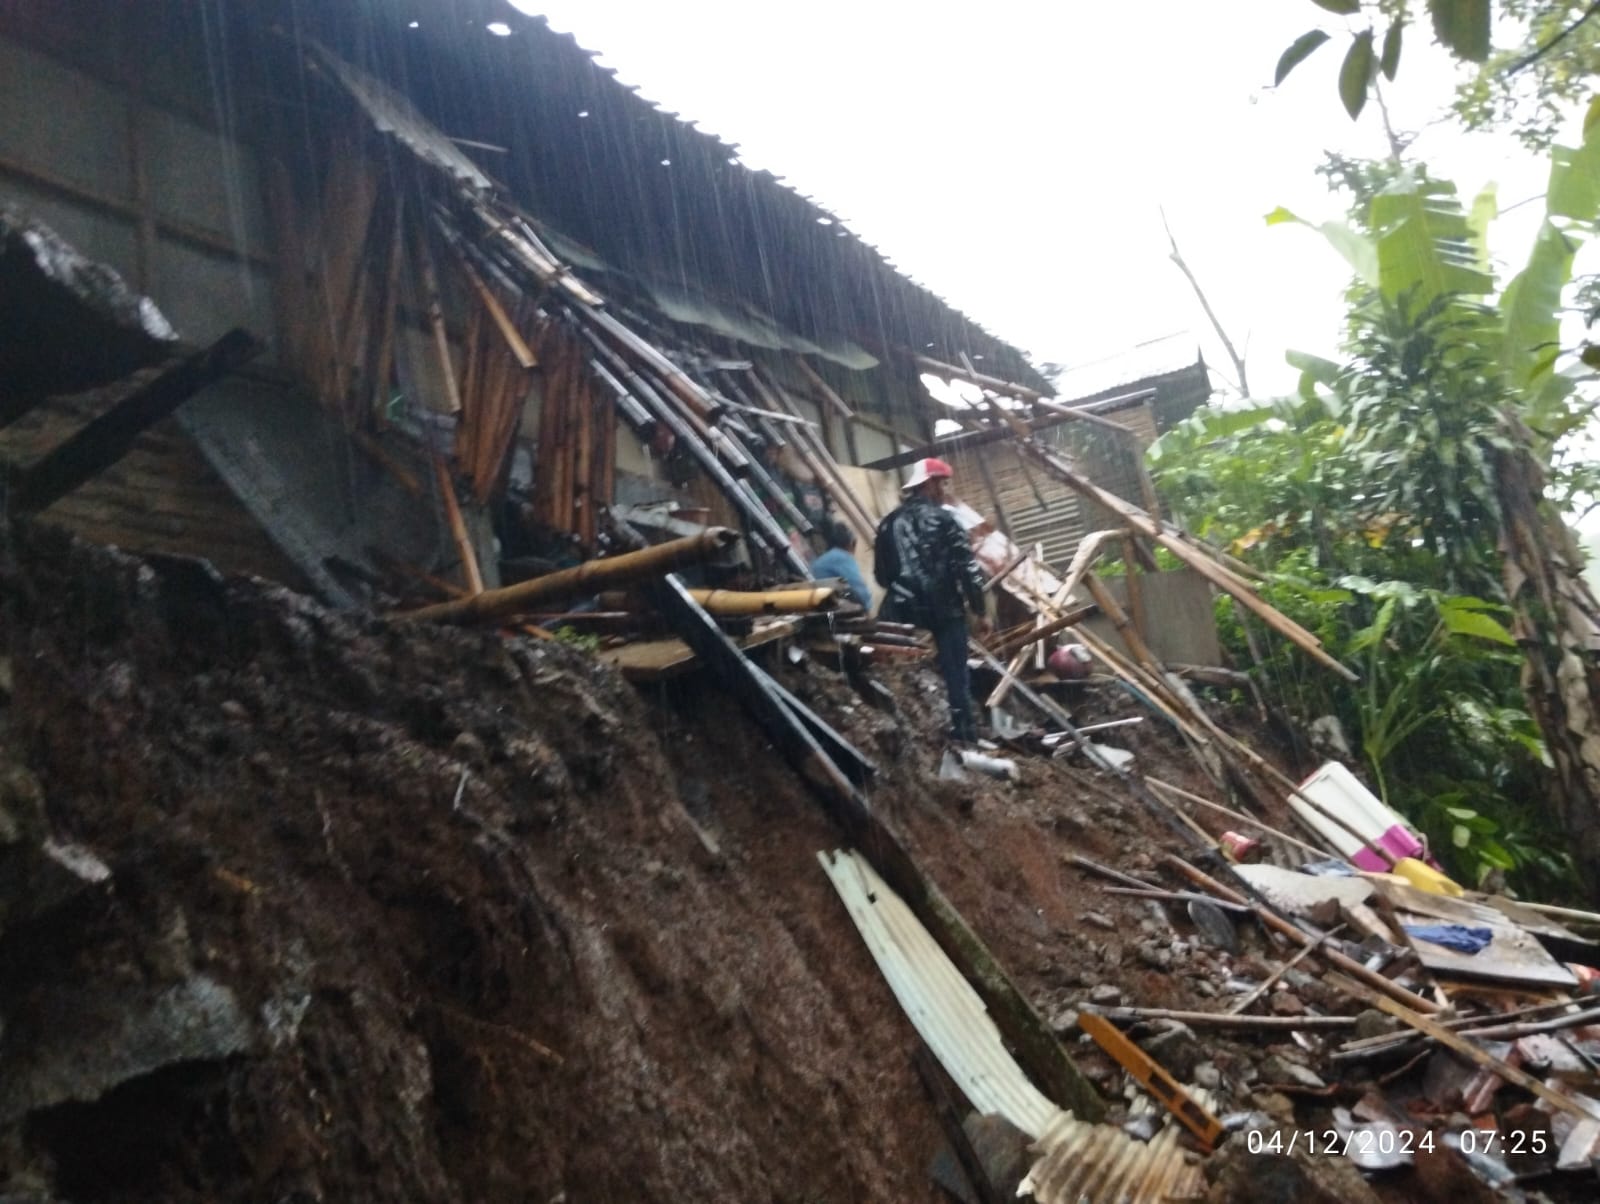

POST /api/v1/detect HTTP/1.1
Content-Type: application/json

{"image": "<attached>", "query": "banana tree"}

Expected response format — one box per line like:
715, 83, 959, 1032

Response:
1277, 102, 1600, 898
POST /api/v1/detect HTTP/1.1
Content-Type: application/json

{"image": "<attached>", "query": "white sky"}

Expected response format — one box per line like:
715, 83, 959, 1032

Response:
503, 0, 1576, 400
498, 0, 1596, 554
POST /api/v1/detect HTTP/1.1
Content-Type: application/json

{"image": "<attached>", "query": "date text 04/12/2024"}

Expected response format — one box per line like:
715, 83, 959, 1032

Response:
1247, 1128, 1550, 1157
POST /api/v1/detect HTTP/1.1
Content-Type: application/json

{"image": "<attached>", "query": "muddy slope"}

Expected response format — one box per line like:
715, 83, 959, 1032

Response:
0, 523, 1209, 1202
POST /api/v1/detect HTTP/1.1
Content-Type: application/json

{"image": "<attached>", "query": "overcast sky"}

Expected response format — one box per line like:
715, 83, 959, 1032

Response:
502, 0, 1575, 402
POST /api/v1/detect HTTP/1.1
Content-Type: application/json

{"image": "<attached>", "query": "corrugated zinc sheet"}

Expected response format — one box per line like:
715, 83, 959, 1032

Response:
818, 848, 1064, 1140
1019, 1088, 1214, 1204
313, 45, 494, 193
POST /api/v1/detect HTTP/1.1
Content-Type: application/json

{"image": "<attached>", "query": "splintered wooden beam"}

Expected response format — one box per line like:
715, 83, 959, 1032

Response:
9, 329, 262, 515
433, 454, 485, 596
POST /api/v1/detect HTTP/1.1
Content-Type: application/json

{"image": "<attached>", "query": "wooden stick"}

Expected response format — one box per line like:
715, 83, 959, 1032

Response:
1334, 1000, 1590, 1057
1017, 441, 1358, 681
394, 529, 741, 625
1085, 572, 1162, 671
1100, 886, 1254, 912
1322, 972, 1599, 1122
989, 603, 1098, 660
1067, 853, 1160, 891
914, 353, 1048, 402
1146, 778, 1334, 860
792, 355, 856, 421
413, 224, 462, 414
433, 454, 484, 595
1228, 926, 1347, 1015
456, 251, 537, 370
983, 547, 1031, 593
1163, 855, 1443, 1014
1092, 1006, 1358, 1031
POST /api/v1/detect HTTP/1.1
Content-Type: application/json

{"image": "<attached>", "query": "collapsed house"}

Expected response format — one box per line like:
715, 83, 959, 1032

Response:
6, 4, 1600, 1203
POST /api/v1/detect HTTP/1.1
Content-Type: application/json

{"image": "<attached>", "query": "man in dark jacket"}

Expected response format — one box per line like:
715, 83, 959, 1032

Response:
874, 457, 990, 743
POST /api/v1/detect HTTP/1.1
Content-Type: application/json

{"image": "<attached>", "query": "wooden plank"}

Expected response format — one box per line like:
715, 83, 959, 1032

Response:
1076, 1012, 1225, 1150
9, 330, 262, 515
1323, 971, 1600, 1123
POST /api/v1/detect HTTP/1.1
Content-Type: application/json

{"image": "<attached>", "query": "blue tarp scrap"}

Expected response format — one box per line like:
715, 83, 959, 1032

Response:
1402, 923, 1495, 955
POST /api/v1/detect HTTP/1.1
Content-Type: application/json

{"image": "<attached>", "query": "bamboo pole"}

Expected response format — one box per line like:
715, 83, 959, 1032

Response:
750, 369, 877, 537
433, 454, 484, 595
792, 355, 856, 421
688, 586, 839, 615
1017, 441, 1358, 681
369, 195, 406, 425
1084, 572, 1162, 671
914, 353, 1047, 402
1146, 777, 1333, 861
393, 529, 741, 625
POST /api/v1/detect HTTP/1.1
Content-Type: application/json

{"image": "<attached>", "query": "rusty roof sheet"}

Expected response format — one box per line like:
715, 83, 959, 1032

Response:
819, 848, 1064, 1140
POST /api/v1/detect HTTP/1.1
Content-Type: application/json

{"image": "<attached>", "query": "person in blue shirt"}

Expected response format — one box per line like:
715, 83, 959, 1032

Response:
812, 521, 873, 609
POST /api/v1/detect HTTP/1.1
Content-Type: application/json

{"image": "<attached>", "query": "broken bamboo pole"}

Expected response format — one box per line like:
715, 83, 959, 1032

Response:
394, 529, 740, 625
413, 225, 462, 415
1162, 855, 1442, 1014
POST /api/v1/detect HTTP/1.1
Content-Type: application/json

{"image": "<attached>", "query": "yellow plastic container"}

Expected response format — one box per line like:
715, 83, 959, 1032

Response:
1391, 857, 1465, 898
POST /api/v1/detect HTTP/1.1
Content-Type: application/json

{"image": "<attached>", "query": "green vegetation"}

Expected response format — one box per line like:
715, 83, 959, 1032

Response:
1150, 105, 1600, 897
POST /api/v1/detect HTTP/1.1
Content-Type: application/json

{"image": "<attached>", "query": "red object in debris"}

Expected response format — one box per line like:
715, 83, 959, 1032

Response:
1219, 831, 1262, 863
1048, 644, 1091, 681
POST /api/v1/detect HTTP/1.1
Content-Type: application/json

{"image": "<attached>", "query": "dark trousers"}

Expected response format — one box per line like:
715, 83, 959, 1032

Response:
929, 615, 977, 742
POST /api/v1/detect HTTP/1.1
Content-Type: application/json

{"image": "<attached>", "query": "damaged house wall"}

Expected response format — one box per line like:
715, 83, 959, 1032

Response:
2, 0, 1048, 605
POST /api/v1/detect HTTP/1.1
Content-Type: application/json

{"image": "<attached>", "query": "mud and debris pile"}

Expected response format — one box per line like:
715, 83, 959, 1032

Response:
0, 522, 1209, 1202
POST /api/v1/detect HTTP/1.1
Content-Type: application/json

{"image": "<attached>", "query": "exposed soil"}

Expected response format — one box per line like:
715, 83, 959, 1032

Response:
4, 521, 1554, 1203
0, 521, 1199, 1203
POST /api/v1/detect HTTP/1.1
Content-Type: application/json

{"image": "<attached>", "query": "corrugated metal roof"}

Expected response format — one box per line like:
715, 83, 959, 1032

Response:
822, 848, 1219, 1202
1019, 1088, 1214, 1204
818, 848, 1064, 1140
1053, 334, 1205, 406
311, 43, 494, 193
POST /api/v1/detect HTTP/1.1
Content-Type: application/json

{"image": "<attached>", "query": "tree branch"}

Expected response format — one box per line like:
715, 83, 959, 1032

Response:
1161, 207, 1250, 398
1507, 0, 1600, 75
